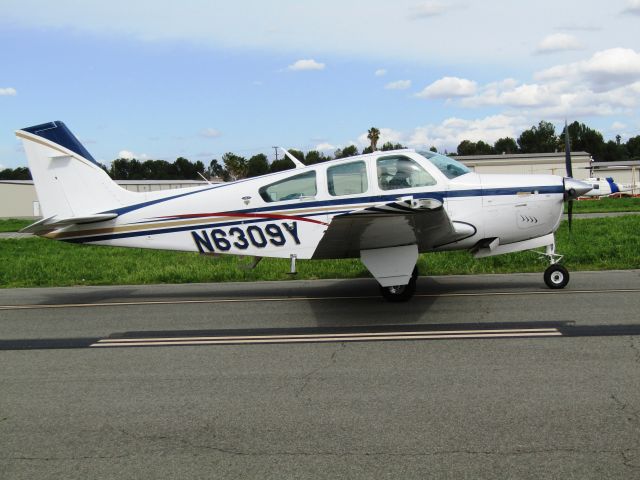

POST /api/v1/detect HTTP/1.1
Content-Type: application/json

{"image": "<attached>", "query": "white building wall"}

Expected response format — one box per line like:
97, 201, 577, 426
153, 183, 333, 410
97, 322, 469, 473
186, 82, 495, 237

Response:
0, 180, 212, 218
0, 182, 40, 217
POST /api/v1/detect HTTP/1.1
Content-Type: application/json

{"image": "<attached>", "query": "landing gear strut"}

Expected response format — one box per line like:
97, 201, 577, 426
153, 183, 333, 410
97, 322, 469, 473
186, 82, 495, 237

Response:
541, 242, 570, 289
380, 266, 418, 302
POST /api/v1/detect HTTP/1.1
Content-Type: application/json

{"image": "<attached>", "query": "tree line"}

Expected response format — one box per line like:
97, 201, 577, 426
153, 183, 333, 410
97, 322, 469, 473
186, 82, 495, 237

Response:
0, 140, 405, 181
456, 120, 640, 163
1, 121, 637, 181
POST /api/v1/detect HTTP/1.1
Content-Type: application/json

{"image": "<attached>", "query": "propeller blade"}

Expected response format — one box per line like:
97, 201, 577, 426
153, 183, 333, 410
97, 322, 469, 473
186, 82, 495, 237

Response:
564, 120, 573, 178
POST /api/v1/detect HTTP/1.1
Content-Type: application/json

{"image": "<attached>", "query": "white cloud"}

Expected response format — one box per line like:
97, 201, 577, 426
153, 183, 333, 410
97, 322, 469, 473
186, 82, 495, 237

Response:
375, 69, 387, 77
352, 115, 528, 153
287, 59, 325, 71
611, 121, 626, 130
384, 79, 412, 90
461, 81, 561, 108
356, 128, 405, 149
536, 48, 640, 91
200, 128, 221, 138
441, 48, 640, 121
2, 1, 638, 66
416, 76, 477, 98
0, 87, 17, 96
622, 0, 640, 15
408, 1, 448, 18
314, 142, 335, 151
117, 150, 149, 160
409, 114, 530, 153
535, 33, 582, 54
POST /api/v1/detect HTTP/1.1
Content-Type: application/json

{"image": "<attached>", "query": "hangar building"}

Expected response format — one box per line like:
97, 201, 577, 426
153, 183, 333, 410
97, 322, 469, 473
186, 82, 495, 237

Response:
0, 179, 214, 218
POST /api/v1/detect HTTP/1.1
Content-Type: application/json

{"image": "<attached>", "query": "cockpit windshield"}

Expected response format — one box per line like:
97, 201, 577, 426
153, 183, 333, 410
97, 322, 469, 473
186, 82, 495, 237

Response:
418, 150, 472, 179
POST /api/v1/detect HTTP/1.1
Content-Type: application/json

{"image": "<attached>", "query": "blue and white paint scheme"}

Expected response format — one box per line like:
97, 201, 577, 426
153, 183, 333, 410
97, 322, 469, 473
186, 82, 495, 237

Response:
16, 121, 592, 300
581, 177, 633, 198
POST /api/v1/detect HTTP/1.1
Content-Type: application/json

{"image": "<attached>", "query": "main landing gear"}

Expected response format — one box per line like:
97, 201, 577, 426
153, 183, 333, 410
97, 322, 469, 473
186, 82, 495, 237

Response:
542, 242, 570, 289
380, 266, 418, 302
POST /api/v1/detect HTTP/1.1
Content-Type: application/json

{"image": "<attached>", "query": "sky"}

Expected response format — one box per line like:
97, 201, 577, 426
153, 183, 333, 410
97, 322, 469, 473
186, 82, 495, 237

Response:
1, 0, 640, 169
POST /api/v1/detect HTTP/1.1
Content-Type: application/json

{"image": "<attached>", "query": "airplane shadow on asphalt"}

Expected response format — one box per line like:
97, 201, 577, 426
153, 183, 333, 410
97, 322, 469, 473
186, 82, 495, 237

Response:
31, 274, 554, 331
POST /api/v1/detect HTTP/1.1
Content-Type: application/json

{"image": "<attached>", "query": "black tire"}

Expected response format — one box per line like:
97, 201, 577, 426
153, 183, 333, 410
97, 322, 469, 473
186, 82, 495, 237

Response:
380, 267, 418, 302
544, 264, 570, 289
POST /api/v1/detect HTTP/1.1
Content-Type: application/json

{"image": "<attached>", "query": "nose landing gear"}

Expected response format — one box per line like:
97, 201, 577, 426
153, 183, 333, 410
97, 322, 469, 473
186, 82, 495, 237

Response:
541, 242, 570, 289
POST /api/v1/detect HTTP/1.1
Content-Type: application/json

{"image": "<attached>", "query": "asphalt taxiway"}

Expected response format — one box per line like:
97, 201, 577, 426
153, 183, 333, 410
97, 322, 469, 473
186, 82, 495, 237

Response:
1, 271, 639, 479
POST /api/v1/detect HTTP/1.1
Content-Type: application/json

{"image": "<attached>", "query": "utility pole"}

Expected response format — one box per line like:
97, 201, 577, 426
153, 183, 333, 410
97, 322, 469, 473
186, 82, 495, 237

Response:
272, 146, 279, 163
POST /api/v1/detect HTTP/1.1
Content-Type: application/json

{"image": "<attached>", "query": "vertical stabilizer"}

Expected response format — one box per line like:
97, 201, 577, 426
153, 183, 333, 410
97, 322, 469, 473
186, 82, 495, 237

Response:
16, 121, 138, 218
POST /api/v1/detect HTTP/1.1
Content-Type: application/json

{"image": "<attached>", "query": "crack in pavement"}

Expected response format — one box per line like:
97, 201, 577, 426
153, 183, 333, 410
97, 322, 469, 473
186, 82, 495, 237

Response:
610, 393, 640, 427
621, 450, 640, 470
294, 343, 345, 398
630, 336, 640, 365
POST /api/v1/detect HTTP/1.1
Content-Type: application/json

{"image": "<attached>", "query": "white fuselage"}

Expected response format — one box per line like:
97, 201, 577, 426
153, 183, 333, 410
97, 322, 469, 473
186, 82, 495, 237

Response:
46, 150, 566, 259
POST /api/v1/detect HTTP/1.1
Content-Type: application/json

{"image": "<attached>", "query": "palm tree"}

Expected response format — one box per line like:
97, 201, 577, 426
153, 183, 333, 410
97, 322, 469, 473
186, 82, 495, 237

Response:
367, 127, 380, 152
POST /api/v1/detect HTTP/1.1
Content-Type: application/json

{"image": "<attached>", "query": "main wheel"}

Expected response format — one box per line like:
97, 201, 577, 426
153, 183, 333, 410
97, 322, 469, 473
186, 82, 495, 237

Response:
380, 267, 418, 302
544, 264, 569, 289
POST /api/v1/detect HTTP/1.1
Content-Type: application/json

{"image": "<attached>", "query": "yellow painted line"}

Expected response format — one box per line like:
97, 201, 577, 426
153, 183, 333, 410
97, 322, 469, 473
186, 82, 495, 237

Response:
95, 328, 559, 344
91, 331, 563, 347
1, 288, 638, 311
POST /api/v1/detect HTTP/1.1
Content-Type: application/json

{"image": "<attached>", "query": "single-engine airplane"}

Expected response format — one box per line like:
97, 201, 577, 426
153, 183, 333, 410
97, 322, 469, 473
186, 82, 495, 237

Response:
16, 121, 591, 301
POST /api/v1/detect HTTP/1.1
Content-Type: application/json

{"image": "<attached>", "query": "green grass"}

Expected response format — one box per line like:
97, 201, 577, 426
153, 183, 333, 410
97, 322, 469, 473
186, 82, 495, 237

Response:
566, 196, 640, 213
0, 219, 32, 232
1, 216, 639, 288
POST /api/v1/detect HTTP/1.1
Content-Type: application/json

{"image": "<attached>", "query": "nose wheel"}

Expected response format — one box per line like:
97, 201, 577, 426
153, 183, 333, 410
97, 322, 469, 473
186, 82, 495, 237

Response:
544, 264, 569, 289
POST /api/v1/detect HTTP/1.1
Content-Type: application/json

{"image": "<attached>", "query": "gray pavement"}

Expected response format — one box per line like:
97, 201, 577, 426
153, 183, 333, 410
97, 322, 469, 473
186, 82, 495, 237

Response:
1, 271, 640, 479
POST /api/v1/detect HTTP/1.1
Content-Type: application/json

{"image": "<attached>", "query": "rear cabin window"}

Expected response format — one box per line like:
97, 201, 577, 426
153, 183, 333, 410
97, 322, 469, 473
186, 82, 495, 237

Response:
327, 161, 368, 196
377, 156, 436, 191
259, 171, 317, 202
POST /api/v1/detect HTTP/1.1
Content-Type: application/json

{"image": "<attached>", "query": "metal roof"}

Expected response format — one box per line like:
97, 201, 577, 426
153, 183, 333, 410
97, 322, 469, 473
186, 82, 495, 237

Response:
591, 160, 640, 168
453, 151, 592, 167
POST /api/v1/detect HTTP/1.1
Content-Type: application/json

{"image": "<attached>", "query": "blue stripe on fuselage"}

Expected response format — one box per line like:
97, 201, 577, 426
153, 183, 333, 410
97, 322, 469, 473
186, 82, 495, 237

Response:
67, 184, 563, 244
102, 184, 563, 218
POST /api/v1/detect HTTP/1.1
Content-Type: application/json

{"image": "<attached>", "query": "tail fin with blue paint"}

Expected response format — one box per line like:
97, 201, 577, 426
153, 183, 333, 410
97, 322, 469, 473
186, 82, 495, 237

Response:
16, 121, 138, 223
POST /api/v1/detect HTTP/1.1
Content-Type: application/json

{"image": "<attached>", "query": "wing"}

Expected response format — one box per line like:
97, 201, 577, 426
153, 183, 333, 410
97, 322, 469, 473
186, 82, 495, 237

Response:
311, 197, 475, 259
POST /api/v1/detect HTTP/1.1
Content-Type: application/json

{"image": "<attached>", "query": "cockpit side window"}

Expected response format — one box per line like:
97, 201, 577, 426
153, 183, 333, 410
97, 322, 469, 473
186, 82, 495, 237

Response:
327, 161, 368, 196
418, 150, 472, 179
376, 156, 436, 191
259, 171, 317, 202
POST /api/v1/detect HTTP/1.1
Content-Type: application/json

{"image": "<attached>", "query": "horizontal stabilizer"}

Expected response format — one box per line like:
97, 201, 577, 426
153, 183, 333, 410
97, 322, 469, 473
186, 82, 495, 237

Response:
20, 213, 118, 234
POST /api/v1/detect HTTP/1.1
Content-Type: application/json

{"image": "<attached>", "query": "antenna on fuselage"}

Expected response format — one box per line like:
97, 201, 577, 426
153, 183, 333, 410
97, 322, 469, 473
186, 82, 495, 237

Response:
278, 147, 305, 169
197, 171, 212, 185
